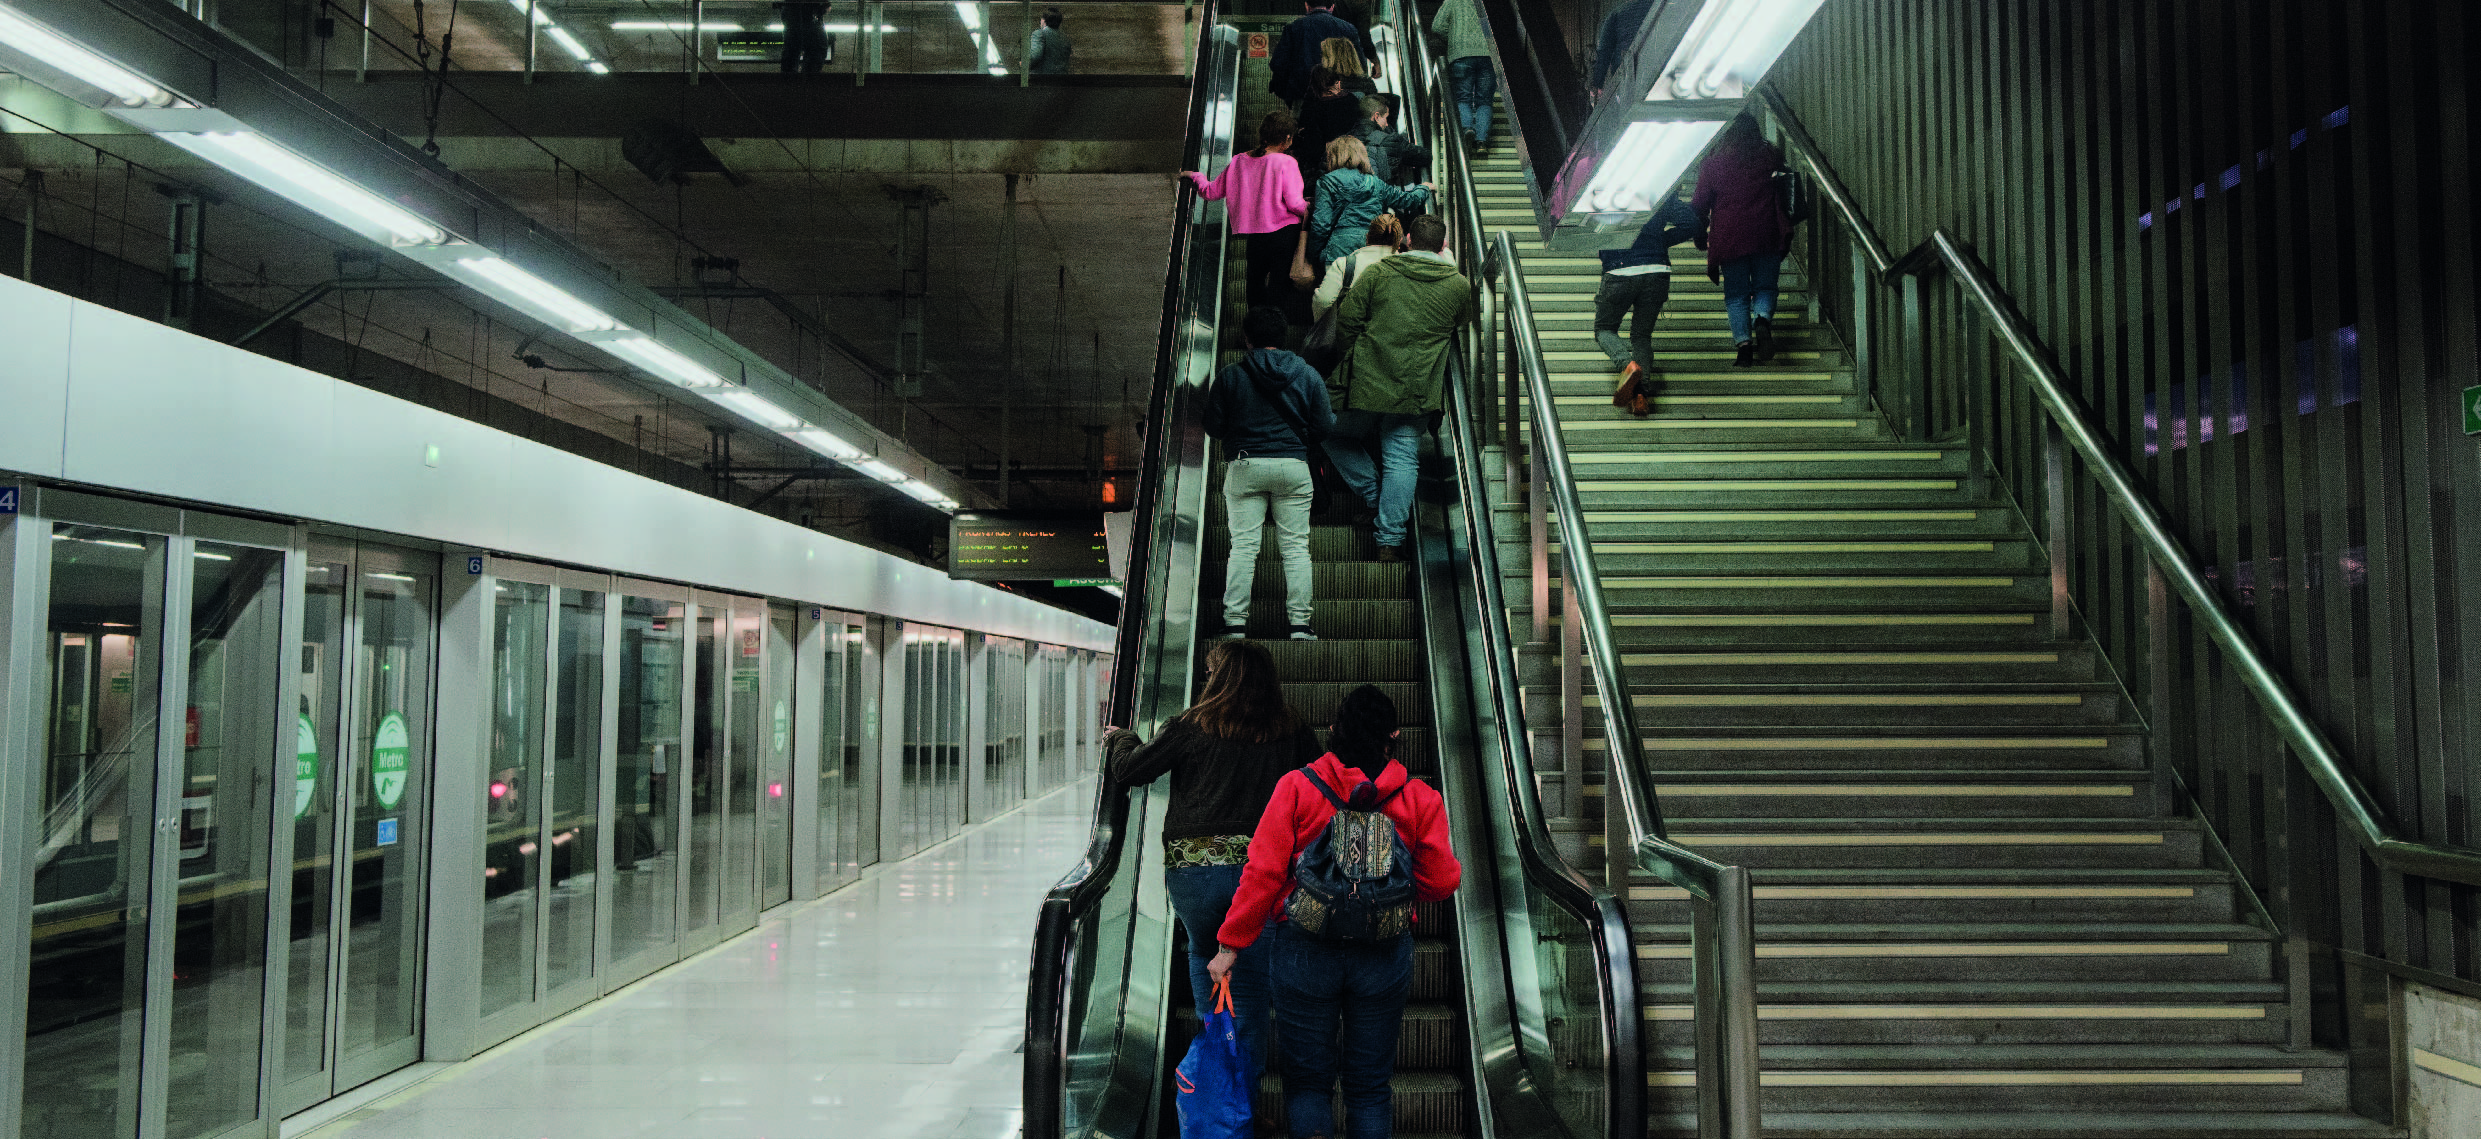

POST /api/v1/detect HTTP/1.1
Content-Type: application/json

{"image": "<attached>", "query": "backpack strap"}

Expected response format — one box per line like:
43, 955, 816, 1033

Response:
1297, 764, 1407, 811
1245, 357, 1323, 448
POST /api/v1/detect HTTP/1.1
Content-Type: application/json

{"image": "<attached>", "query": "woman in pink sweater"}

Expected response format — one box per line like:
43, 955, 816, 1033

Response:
1185, 110, 1311, 319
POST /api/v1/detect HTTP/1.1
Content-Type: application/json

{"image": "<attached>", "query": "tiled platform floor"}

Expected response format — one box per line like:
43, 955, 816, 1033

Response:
292, 780, 1094, 1139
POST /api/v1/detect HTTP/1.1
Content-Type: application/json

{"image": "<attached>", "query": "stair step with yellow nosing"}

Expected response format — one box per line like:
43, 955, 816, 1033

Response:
1660, 827, 2197, 870
1633, 923, 2278, 983
1575, 685, 2122, 725
1573, 507, 2016, 534
1575, 722, 2141, 765
1640, 980, 2290, 1045
1642, 1045, 2347, 1114
1645, 1109, 2400, 1139
1534, 420, 1883, 443
1561, 448, 1967, 476
1535, 537, 2036, 574
1560, 481, 1982, 508
1612, 778, 2151, 819
1626, 882, 2230, 925
1592, 615, 2053, 648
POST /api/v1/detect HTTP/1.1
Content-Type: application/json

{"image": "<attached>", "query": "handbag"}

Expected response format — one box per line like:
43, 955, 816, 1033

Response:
1174, 974, 1253, 1139
1299, 254, 1367, 374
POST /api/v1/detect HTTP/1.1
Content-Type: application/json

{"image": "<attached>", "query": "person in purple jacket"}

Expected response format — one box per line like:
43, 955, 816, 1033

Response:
1691, 114, 1797, 366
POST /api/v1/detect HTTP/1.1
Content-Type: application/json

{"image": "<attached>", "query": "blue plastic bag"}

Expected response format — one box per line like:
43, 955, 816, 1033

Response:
1175, 974, 1253, 1139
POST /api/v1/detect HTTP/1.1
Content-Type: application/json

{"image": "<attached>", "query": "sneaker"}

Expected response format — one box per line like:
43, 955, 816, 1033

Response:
1733, 340, 1755, 367
1754, 316, 1775, 362
1610, 361, 1643, 408
1462, 127, 1480, 156
1287, 625, 1318, 641
1375, 545, 1404, 564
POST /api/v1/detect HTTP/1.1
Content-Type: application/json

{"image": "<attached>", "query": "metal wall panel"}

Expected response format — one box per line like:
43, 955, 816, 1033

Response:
1771, 0, 2481, 990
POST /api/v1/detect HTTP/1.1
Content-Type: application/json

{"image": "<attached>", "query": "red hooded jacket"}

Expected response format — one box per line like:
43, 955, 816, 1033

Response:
1216, 752, 1462, 949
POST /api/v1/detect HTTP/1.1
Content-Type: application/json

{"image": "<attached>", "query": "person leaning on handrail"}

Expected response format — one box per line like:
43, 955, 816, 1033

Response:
1104, 641, 1324, 1087
1185, 111, 1312, 323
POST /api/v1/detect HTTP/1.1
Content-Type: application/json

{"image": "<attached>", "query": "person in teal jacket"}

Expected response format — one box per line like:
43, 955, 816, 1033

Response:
1308, 137, 1433, 267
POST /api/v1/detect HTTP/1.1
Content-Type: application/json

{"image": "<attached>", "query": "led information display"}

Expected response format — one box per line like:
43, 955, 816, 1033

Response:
949, 512, 1111, 581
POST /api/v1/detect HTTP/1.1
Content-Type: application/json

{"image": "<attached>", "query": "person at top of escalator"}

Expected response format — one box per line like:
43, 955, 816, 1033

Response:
1210, 685, 1461, 1139
1430, 0, 1497, 155
1589, 0, 1657, 100
1270, 1, 1375, 105
1105, 639, 1323, 1085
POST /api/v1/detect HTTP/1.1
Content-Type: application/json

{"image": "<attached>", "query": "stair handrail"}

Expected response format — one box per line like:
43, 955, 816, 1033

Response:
1022, 10, 1231, 1139
1753, 87, 2481, 890
1492, 227, 1763, 1139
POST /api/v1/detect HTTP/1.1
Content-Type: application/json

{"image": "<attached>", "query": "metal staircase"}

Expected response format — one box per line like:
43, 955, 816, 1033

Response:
1460, 96, 2401, 1139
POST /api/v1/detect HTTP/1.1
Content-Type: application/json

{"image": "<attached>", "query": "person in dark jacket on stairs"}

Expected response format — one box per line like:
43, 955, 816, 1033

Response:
1271, 1, 1375, 105
1693, 113, 1798, 365
1106, 640, 1323, 1086
1205, 307, 1336, 641
1600, 194, 1704, 416
1211, 685, 1461, 1139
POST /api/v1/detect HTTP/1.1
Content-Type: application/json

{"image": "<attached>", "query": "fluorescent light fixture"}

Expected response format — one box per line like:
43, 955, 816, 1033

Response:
0, 4, 172, 107
1653, 0, 1827, 100
545, 25, 594, 61
502, 0, 552, 27
897, 480, 949, 504
1096, 583, 1124, 598
706, 388, 802, 431
602, 336, 726, 388
987, 66, 1008, 76
853, 459, 907, 483
787, 428, 863, 460
192, 551, 233, 561
451, 257, 623, 331
1575, 119, 1721, 214
954, 2, 982, 31
586, 61, 611, 74
162, 132, 448, 246
788, 23, 898, 32
610, 21, 742, 31
983, 35, 1003, 65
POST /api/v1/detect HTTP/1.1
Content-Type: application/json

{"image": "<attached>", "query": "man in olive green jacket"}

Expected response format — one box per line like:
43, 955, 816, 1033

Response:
1323, 214, 1477, 560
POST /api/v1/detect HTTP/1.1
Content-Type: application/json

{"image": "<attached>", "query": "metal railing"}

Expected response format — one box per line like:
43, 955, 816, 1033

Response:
1753, 87, 2481, 894
1020, 12, 1231, 1139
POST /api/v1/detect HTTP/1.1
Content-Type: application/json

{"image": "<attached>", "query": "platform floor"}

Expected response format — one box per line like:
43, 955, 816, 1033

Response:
290, 780, 1093, 1139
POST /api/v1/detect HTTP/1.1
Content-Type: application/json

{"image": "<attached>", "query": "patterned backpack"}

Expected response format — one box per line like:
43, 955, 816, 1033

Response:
1284, 767, 1419, 941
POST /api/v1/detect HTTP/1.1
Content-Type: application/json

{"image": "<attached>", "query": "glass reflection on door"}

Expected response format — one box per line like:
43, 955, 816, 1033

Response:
481, 581, 549, 1020
723, 606, 763, 927
759, 606, 796, 909
685, 609, 724, 937
982, 638, 1026, 816
815, 619, 869, 892
166, 542, 285, 1139
338, 556, 435, 1080
611, 595, 683, 974
284, 558, 347, 1103
545, 586, 606, 996
22, 525, 165, 1139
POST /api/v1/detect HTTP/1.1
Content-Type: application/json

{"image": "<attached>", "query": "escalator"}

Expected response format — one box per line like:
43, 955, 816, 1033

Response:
1023, 5, 1646, 1139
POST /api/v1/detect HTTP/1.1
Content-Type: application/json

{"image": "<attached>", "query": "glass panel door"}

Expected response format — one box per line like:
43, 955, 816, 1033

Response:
981, 638, 1026, 817
683, 606, 724, 945
721, 604, 763, 931
814, 618, 870, 893
480, 580, 549, 1022
610, 593, 684, 982
22, 525, 166, 1139
165, 541, 286, 1139
544, 585, 606, 1001
759, 605, 796, 910
281, 556, 347, 1108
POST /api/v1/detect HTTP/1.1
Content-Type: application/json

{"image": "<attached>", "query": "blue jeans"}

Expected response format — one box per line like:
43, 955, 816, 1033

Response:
1165, 864, 1275, 1079
1448, 56, 1497, 142
1719, 252, 1785, 344
1321, 410, 1424, 548
1272, 926, 1416, 1139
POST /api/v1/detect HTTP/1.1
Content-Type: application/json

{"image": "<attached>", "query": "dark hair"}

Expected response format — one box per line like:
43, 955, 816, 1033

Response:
1042, 6, 1062, 27
1308, 66, 1342, 96
1719, 112, 1765, 151
1406, 214, 1449, 252
1250, 109, 1296, 158
1326, 684, 1398, 779
1241, 306, 1289, 350
1185, 641, 1300, 743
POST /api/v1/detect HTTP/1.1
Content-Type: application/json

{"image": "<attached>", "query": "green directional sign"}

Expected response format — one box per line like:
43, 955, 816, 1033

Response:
294, 714, 320, 819
371, 712, 410, 810
2465, 384, 2481, 435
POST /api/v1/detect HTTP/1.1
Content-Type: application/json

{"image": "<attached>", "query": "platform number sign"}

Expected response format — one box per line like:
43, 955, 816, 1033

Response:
371, 712, 411, 810
0, 487, 16, 514
468, 556, 485, 575
2465, 384, 2481, 436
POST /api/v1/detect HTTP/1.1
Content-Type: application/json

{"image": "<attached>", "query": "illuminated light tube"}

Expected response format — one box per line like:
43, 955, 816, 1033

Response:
1574, 119, 1722, 215
610, 21, 743, 31
852, 459, 907, 483
896, 479, 949, 504
705, 388, 802, 431
784, 24, 900, 32
502, 0, 552, 26
545, 25, 595, 61
602, 336, 725, 388
786, 427, 863, 460
1653, 0, 1828, 101
161, 132, 448, 245
0, 4, 171, 107
451, 257, 623, 331
586, 61, 611, 74
954, 2, 982, 31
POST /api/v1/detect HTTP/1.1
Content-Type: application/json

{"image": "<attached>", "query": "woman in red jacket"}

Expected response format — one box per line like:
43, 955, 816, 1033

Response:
1209, 685, 1459, 1139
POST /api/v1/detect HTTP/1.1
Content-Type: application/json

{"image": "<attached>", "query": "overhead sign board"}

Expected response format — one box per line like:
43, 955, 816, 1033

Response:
949, 512, 1110, 582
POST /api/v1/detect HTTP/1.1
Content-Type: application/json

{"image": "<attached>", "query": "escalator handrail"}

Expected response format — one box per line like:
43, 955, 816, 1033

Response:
1022, 7, 1227, 1136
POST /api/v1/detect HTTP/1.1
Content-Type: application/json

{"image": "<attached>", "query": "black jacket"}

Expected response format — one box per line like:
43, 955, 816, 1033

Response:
1108, 718, 1323, 842
1203, 348, 1335, 461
